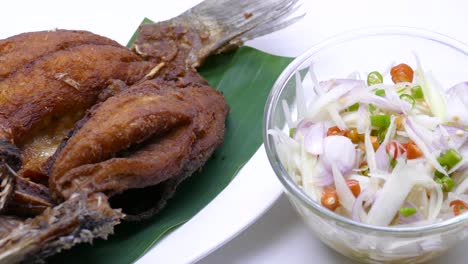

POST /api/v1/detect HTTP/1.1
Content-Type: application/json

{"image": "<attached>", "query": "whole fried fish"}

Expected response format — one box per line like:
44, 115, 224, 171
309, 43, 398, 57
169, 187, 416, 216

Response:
0, 0, 301, 262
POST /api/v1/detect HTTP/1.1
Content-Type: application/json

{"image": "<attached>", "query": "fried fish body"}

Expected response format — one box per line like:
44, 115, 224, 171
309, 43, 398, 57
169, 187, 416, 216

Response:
0, 33, 156, 212
0, 30, 120, 80
48, 79, 228, 218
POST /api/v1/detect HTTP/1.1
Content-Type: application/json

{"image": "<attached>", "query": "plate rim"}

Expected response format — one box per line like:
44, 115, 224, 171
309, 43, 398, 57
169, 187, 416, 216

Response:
135, 145, 283, 264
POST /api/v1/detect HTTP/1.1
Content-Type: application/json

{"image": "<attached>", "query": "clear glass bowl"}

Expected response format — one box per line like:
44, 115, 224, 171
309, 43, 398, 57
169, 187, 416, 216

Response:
263, 27, 468, 264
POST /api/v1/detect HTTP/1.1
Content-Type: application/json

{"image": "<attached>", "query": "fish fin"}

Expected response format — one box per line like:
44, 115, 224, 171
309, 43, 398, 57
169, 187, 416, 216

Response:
0, 193, 123, 264
133, 0, 303, 68
183, 0, 303, 51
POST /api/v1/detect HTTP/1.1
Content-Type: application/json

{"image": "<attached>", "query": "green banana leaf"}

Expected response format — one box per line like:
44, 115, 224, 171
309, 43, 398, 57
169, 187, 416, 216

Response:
49, 19, 292, 264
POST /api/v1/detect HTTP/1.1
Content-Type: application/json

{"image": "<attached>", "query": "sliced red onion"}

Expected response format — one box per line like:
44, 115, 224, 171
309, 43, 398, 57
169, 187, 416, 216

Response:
294, 119, 325, 155
352, 188, 371, 222
322, 135, 356, 175
345, 91, 410, 114
446, 82, 468, 126
326, 104, 347, 130
313, 160, 334, 187
364, 129, 377, 174
432, 125, 467, 151
374, 116, 396, 172
318, 79, 364, 93
315, 176, 334, 187
406, 117, 435, 152
428, 183, 443, 221
413, 115, 441, 130
332, 164, 356, 213
414, 122, 438, 150
460, 145, 468, 171
383, 87, 412, 114
355, 104, 369, 134
307, 81, 363, 119
375, 143, 390, 172
450, 144, 468, 173
353, 149, 364, 170
398, 202, 424, 224
366, 163, 427, 226
455, 176, 468, 195
308, 64, 324, 96
404, 119, 447, 175
364, 189, 382, 207
352, 188, 383, 222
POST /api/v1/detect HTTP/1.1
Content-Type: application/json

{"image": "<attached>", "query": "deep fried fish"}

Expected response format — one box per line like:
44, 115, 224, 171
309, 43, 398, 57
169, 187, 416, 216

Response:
49, 80, 228, 213
0, 33, 156, 213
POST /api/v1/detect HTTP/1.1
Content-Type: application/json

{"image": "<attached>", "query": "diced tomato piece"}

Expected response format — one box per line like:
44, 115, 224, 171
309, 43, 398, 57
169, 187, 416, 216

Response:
346, 179, 361, 197
390, 63, 414, 83
370, 136, 379, 150
406, 141, 423, 159
449, 200, 468, 216
327, 126, 346, 136
321, 188, 340, 211
344, 128, 360, 143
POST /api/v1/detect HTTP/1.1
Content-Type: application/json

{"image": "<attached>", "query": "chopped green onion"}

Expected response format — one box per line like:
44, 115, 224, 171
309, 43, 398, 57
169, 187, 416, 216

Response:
437, 148, 463, 169
368, 104, 376, 113
367, 71, 383, 86
359, 165, 369, 176
435, 176, 455, 192
377, 128, 387, 143
390, 157, 397, 168
399, 207, 417, 217
375, 89, 386, 97
347, 103, 359, 112
399, 94, 415, 108
289, 128, 296, 138
397, 87, 407, 94
411, 85, 424, 99
370, 114, 391, 128
434, 167, 448, 179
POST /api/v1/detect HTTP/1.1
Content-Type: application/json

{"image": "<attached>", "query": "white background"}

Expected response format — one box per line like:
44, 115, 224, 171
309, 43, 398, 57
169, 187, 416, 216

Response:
1, 0, 467, 263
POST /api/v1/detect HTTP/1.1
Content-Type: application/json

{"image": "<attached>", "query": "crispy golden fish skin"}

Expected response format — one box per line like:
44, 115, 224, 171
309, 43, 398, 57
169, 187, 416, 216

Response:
0, 44, 154, 143
0, 30, 125, 212
49, 79, 228, 202
0, 30, 120, 80
0, 40, 155, 214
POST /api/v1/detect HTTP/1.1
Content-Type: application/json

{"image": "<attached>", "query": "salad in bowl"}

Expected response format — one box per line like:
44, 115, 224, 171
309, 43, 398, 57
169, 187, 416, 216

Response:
263, 27, 468, 264
269, 58, 467, 227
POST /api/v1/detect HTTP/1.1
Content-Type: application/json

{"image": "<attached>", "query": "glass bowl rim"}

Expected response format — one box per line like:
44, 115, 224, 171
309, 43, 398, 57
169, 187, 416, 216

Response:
263, 26, 468, 235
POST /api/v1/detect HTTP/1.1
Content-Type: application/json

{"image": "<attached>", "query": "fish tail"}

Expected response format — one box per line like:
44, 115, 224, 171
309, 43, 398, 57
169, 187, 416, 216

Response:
133, 0, 303, 68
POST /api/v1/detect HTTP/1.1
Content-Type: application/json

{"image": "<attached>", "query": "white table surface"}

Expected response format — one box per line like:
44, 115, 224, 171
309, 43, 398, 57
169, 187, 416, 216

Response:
1, 1, 467, 263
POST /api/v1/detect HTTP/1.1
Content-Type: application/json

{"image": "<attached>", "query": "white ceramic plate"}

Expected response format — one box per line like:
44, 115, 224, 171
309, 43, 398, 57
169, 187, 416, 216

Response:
135, 146, 283, 264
